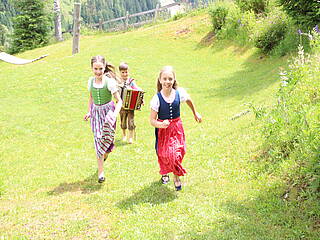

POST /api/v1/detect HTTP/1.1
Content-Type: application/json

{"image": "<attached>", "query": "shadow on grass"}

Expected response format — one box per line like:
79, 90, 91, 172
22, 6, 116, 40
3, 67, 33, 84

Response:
116, 181, 177, 210
47, 172, 102, 195
114, 138, 128, 147
195, 31, 287, 100
180, 187, 319, 240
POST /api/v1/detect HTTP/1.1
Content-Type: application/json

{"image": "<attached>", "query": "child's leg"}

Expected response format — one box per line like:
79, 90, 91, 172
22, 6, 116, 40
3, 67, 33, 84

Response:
97, 155, 104, 182
97, 153, 109, 183
173, 174, 182, 191
128, 111, 135, 144
122, 129, 127, 141
120, 110, 128, 141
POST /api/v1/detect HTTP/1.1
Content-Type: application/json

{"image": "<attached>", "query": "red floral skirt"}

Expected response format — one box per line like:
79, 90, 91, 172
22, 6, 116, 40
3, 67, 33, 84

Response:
156, 117, 186, 176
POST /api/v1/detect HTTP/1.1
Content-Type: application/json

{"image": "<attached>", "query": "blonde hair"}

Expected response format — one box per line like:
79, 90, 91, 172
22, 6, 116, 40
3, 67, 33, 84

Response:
157, 66, 178, 92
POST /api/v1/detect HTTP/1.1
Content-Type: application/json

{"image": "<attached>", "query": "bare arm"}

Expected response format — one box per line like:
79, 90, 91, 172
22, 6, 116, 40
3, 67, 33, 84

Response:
112, 91, 123, 116
186, 98, 202, 123
150, 109, 170, 128
84, 93, 93, 121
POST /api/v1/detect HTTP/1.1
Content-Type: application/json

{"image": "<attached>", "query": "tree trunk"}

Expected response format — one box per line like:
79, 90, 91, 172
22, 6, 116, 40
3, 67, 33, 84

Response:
53, 0, 63, 41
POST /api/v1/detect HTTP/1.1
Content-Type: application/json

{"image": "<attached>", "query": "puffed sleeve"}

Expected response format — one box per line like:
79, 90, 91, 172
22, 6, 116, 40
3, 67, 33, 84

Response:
105, 76, 118, 94
150, 94, 160, 112
87, 77, 92, 91
177, 87, 190, 103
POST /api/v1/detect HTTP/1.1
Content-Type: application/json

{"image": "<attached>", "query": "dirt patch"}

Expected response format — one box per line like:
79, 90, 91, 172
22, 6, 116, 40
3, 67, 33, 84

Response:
199, 31, 215, 46
175, 28, 191, 35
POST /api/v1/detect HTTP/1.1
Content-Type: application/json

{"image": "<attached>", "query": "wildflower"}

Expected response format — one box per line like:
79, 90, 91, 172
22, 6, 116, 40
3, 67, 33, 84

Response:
314, 25, 319, 33
279, 71, 287, 76
297, 29, 302, 35
281, 81, 288, 87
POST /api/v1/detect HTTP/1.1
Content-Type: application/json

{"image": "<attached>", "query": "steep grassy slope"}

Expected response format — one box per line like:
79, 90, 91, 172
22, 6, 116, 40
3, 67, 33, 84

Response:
0, 12, 318, 239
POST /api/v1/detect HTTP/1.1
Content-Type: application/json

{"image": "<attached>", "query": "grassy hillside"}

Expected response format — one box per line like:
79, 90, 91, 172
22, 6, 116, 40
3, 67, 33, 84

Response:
0, 12, 319, 239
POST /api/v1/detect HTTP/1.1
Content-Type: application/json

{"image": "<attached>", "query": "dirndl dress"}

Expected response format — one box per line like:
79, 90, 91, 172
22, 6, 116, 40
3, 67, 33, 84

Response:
90, 101, 116, 159
155, 91, 187, 176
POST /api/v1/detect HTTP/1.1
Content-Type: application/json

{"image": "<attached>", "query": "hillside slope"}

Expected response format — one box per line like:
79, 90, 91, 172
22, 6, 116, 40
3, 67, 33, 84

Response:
1, 12, 318, 240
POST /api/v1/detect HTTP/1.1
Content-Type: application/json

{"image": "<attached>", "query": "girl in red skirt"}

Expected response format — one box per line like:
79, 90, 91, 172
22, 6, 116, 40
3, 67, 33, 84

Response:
150, 66, 202, 190
84, 55, 123, 183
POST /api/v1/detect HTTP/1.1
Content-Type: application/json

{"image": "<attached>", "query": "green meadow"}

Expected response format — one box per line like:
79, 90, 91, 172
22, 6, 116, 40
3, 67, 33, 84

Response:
1, 13, 319, 239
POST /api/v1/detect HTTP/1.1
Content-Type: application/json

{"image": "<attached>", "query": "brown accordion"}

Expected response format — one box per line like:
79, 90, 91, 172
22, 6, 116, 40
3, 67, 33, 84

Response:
122, 88, 145, 110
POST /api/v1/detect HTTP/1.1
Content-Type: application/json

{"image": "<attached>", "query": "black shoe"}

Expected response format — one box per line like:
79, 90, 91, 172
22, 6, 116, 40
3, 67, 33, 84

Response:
98, 176, 105, 183
161, 175, 170, 184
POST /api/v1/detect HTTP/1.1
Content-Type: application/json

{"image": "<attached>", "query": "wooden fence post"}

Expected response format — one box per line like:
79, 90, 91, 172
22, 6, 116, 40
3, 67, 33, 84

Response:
72, 2, 81, 55
124, 11, 129, 30
99, 18, 103, 31
154, 3, 160, 23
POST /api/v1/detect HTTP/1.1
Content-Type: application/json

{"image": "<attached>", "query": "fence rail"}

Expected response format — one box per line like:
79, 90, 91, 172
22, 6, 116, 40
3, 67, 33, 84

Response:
91, 2, 182, 30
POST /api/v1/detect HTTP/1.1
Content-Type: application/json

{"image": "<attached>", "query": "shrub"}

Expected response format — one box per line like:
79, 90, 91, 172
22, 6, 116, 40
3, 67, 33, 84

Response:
208, 5, 228, 33
254, 13, 289, 54
235, 0, 269, 15
218, 5, 257, 45
278, 0, 320, 29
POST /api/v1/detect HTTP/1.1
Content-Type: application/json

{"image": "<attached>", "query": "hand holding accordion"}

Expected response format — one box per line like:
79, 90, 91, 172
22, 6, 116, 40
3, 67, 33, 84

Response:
122, 88, 145, 111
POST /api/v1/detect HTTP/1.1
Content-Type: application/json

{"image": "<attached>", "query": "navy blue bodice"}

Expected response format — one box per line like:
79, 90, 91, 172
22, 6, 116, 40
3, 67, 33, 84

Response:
157, 90, 180, 120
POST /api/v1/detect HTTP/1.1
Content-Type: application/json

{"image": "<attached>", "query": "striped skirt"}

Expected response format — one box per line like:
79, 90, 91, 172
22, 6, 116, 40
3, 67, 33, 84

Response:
156, 117, 187, 176
90, 101, 116, 159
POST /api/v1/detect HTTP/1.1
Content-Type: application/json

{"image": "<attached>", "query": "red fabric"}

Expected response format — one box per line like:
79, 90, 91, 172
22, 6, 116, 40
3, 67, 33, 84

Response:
157, 117, 187, 176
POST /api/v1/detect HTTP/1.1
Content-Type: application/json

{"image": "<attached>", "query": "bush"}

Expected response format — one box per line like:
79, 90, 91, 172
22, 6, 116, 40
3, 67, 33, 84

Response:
218, 5, 257, 45
254, 13, 289, 54
235, 0, 269, 15
255, 30, 320, 198
278, 0, 320, 29
208, 5, 228, 33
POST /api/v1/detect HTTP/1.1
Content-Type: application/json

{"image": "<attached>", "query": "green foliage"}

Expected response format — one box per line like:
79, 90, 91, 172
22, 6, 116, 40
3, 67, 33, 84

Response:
0, 24, 8, 46
254, 12, 288, 54
81, 0, 159, 28
216, 2, 257, 46
9, 0, 51, 54
235, 0, 269, 14
257, 31, 320, 198
0, 0, 16, 29
208, 4, 228, 33
278, 0, 320, 29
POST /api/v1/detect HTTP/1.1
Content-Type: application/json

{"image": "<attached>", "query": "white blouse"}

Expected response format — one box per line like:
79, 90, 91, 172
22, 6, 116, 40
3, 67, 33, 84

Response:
87, 75, 118, 94
150, 88, 190, 112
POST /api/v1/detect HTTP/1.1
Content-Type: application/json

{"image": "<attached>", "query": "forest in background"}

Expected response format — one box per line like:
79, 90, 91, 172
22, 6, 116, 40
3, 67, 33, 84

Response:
0, 0, 161, 32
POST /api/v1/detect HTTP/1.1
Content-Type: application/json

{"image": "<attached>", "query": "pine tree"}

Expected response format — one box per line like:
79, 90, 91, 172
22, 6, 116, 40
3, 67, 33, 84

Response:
10, 0, 51, 54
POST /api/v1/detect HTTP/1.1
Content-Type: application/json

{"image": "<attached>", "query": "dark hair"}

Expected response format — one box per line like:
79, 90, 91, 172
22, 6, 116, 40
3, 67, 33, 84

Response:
91, 55, 118, 80
157, 66, 178, 92
119, 62, 129, 71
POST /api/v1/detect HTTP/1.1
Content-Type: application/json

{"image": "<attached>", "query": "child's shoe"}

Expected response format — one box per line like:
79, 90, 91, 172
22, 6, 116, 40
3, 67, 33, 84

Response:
98, 176, 105, 183
128, 137, 133, 144
122, 136, 127, 142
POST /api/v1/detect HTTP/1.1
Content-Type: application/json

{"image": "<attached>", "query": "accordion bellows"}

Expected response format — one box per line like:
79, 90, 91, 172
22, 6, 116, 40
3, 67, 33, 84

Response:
122, 88, 145, 110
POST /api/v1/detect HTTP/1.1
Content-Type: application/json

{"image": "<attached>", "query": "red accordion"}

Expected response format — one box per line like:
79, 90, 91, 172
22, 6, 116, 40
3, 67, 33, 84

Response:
122, 88, 145, 110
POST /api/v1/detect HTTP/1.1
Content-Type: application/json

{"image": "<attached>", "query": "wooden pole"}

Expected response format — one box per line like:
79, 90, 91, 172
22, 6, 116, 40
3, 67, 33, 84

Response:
125, 11, 129, 30
99, 18, 103, 31
72, 2, 81, 55
154, 3, 160, 23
